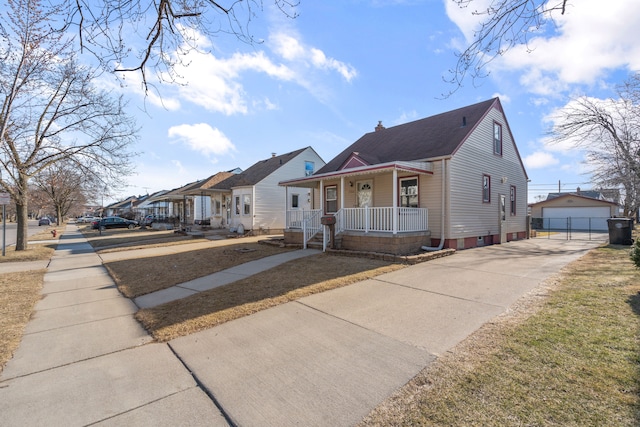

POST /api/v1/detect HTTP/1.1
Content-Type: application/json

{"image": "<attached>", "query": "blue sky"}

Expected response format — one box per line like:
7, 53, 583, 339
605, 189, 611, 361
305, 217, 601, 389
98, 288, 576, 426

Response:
100, 0, 640, 204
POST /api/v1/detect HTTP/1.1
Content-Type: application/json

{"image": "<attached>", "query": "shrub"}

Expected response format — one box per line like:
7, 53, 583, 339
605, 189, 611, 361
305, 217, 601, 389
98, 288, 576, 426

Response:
630, 238, 640, 268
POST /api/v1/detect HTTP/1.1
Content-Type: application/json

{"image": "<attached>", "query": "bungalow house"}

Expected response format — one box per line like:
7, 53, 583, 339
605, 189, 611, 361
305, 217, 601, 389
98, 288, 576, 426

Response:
208, 147, 325, 234
135, 190, 172, 219
176, 170, 239, 228
280, 97, 529, 254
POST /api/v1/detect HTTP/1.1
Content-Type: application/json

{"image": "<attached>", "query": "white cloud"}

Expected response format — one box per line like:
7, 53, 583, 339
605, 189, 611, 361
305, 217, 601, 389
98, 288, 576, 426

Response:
523, 151, 559, 169
171, 160, 186, 174
168, 123, 236, 157
270, 32, 358, 82
169, 48, 294, 115
446, 0, 640, 95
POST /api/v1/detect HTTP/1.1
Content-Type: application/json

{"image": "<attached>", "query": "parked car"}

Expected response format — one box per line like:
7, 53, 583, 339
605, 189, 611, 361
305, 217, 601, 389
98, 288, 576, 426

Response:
38, 217, 51, 226
77, 216, 98, 223
142, 215, 169, 227
92, 216, 139, 230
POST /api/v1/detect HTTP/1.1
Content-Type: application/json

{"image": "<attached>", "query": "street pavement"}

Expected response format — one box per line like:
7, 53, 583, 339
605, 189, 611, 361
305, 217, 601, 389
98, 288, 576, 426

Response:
0, 224, 608, 426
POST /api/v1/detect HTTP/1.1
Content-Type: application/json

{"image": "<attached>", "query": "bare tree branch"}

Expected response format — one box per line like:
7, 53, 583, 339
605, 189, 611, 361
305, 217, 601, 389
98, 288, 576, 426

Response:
444, 0, 569, 96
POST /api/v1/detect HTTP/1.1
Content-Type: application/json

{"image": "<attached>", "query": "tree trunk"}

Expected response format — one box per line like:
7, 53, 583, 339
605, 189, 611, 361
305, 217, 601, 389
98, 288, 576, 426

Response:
15, 173, 30, 251
15, 201, 29, 251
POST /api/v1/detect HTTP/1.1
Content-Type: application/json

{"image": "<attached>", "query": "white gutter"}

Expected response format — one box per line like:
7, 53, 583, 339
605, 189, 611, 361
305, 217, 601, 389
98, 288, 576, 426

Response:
422, 159, 446, 252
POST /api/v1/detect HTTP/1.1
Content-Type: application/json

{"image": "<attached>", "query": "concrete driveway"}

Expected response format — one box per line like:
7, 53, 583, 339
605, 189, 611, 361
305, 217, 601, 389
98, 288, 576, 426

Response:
169, 236, 607, 426
0, 227, 607, 426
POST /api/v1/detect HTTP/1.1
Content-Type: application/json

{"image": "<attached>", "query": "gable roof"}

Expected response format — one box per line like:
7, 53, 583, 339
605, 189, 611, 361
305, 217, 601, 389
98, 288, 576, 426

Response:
530, 193, 618, 207
211, 147, 309, 189
545, 188, 620, 204
317, 98, 500, 174
177, 171, 238, 195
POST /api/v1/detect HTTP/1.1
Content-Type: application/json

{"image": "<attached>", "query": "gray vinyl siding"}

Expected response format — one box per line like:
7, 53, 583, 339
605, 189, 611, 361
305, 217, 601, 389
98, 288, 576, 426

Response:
447, 107, 528, 239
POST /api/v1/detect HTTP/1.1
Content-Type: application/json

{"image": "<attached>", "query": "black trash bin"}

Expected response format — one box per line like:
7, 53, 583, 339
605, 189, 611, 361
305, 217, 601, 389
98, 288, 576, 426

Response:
607, 218, 634, 245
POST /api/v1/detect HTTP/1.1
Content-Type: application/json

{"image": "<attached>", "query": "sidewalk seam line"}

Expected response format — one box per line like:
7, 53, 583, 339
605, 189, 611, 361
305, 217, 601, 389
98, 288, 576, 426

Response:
370, 277, 506, 308
22, 313, 139, 336
83, 387, 202, 426
166, 342, 237, 427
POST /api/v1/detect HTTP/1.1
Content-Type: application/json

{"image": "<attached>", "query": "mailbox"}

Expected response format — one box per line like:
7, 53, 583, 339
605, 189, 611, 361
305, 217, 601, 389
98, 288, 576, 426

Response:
320, 215, 336, 226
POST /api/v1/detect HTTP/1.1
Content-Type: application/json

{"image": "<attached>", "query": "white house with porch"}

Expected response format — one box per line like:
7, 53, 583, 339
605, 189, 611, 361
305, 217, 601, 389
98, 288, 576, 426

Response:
280, 98, 529, 254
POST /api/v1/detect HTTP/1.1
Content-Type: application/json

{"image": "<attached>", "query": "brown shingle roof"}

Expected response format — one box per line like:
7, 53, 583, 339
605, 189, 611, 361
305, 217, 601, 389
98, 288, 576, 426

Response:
317, 98, 499, 174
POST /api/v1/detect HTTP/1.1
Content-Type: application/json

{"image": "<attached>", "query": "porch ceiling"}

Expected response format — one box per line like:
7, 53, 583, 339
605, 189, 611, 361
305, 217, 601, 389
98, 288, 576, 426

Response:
179, 189, 230, 196
279, 160, 433, 188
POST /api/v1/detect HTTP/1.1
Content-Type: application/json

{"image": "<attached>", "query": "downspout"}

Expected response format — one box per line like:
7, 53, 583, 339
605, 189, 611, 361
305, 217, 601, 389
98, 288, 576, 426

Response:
422, 159, 446, 252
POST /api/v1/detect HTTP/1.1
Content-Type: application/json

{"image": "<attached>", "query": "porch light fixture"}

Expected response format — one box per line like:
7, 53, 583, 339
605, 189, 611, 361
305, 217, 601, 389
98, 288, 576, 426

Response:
349, 181, 353, 187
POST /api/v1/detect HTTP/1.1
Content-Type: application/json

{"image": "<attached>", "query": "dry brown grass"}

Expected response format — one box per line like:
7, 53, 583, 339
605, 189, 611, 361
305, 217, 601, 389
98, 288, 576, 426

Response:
105, 242, 294, 298
0, 244, 56, 263
136, 254, 405, 341
80, 227, 196, 250
0, 270, 45, 373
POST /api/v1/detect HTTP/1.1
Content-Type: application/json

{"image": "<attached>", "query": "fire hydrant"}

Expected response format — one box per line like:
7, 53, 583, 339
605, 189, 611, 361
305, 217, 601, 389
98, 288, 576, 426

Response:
51, 229, 57, 238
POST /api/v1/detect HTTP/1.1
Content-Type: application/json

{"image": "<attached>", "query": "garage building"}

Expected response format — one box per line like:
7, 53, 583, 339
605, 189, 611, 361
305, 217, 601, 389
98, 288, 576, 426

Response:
529, 192, 619, 231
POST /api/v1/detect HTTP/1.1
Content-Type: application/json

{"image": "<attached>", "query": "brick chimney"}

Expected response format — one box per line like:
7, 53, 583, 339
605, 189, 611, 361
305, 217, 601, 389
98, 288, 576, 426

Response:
375, 121, 385, 132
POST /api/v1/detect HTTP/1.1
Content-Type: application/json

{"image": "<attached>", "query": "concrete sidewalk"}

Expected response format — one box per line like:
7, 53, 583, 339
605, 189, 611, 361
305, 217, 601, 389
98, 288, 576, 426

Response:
0, 225, 228, 426
0, 223, 608, 426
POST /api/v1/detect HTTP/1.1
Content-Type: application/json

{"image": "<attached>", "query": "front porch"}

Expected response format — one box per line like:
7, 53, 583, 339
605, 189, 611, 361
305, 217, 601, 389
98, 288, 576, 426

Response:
284, 207, 430, 255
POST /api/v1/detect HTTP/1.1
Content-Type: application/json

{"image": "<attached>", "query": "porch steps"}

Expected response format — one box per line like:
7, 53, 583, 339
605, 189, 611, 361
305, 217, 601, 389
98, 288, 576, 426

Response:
307, 231, 342, 250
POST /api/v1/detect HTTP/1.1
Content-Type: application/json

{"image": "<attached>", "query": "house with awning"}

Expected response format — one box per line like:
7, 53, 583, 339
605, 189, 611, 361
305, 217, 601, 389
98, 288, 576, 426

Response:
279, 98, 529, 254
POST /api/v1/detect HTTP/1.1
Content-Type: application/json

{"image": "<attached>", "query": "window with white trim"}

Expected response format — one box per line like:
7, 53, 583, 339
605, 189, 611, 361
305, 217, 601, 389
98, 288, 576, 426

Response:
399, 177, 419, 208
291, 194, 299, 208
243, 194, 251, 215
325, 186, 337, 213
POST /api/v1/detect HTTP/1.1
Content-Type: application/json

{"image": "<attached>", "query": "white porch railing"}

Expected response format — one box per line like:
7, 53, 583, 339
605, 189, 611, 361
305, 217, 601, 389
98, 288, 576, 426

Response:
287, 207, 428, 245
337, 207, 428, 234
287, 209, 323, 249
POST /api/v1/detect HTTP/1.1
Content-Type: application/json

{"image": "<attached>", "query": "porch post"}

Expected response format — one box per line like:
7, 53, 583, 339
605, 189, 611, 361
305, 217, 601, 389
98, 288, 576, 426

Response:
320, 180, 324, 214
284, 185, 288, 229
340, 177, 345, 213
392, 168, 398, 234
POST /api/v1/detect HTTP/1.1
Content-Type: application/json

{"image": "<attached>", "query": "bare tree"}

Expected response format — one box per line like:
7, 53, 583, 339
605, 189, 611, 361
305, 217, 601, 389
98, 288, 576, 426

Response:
0, 0, 138, 250
60, 0, 299, 88
548, 82, 640, 217
33, 161, 90, 225
446, 0, 569, 94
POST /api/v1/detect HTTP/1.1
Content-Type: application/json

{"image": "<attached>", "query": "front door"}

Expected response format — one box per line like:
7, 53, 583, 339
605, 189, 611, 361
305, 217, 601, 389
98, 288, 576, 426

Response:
499, 194, 507, 243
357, 180, 373, 208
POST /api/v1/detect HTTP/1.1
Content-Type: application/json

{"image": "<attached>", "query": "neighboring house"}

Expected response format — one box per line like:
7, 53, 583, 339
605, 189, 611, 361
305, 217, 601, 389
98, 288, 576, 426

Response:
105, 195, 139, 218
280, 97, 529, 254
529, 191, 619, 232
176, 171, 239, 228
135, 190, 171, 219
145, 183, 198, 225
209, 147, 325, 233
